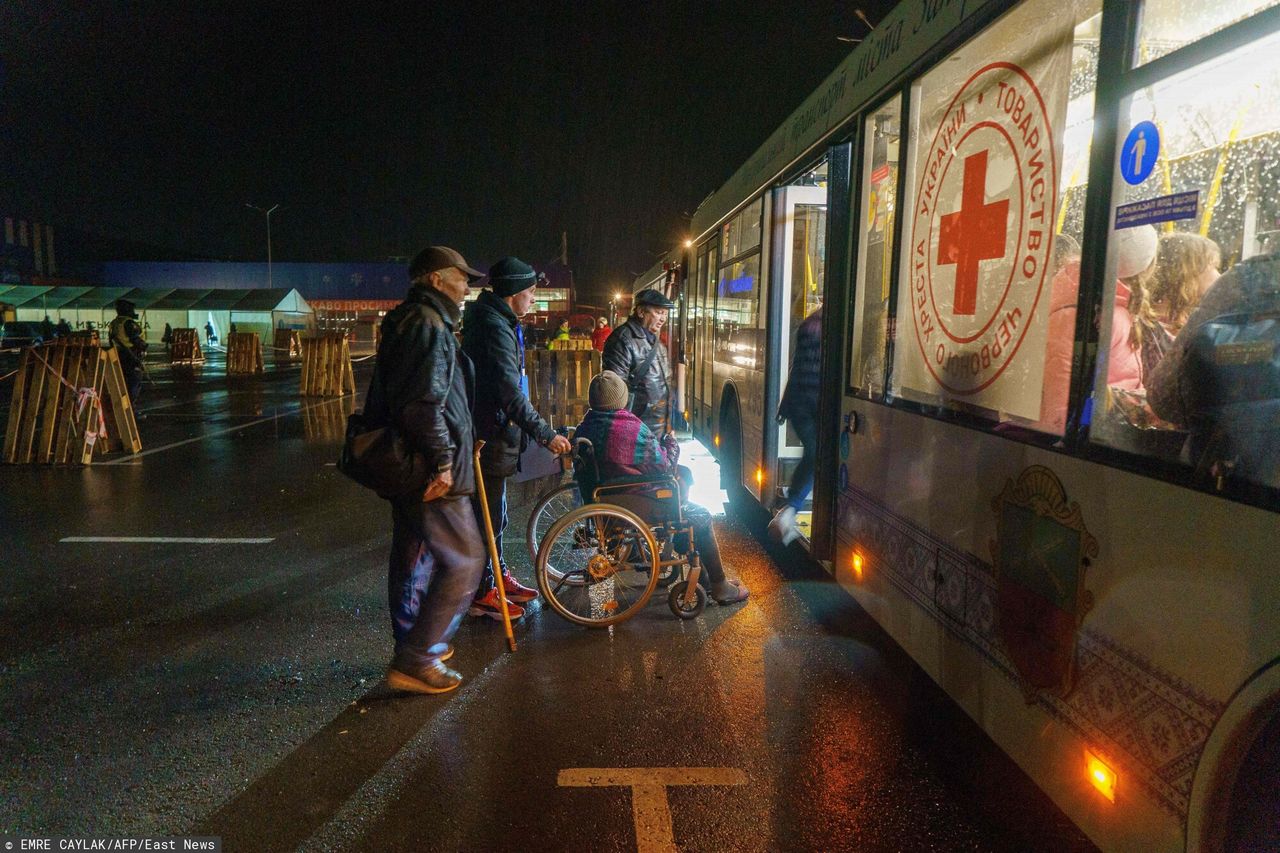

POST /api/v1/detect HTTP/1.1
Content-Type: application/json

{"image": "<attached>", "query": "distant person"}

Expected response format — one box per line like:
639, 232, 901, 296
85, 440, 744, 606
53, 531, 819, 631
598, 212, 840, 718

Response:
204, 321, 216, 345
230, 322, 238, 336
162, 323, 173, 352
40, 314, 54, 340
574, 371, 748, 604
602, 288, 676, 435
361, 245, 486, 695
591, 316, 611, 351
1149, 252, 1280, 490
547, 319, 571, 348
108, 299, 147, 403
55, 318, 71, 337
462, 256, 572, 621
1138, 232, 1221, 380
769, 305, 822, 545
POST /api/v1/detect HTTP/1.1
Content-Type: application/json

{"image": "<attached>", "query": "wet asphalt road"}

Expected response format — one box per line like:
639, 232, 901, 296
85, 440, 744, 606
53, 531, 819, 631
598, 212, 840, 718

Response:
0, 351, 1096, 852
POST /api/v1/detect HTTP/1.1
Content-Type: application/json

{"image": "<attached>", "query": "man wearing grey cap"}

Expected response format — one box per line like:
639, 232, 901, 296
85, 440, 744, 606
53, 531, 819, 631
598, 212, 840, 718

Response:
462, 256, 572, 620
602, 288, 677, 435
363, 245, 486, 695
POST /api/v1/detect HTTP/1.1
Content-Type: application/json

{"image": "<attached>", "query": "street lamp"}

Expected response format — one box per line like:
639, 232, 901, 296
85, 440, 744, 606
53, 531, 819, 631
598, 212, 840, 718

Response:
245, 204, 281, 288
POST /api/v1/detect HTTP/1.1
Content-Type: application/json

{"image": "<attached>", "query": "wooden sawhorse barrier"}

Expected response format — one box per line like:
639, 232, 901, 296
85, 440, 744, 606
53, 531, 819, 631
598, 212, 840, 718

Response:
300, 334, 356, 397
226, 332, 265, 375
526, 348, 601, 430
2, 342, 142, 464
272, 328, 302, 360
170, 328, 205, 364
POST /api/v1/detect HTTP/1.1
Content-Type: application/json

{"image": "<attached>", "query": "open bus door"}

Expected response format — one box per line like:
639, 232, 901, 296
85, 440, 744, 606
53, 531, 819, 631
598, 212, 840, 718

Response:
767, 179, 827, 542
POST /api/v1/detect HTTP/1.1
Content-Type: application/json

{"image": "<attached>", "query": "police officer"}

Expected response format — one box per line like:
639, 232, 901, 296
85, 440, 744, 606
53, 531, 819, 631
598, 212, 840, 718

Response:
108, 299, 147, 403
462, 257, 572, 619
602, 288, 677, 435
363, 245, 487, 695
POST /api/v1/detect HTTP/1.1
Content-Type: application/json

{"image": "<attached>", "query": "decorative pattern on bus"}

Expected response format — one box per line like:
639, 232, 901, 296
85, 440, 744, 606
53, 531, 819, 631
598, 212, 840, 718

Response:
835, 487, 1223, 821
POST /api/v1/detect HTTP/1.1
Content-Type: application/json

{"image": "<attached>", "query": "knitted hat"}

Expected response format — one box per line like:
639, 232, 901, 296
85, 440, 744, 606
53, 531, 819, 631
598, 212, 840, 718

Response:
1114, 224, 1157, 279
115, 299, 138, 318
589, 371, 629, 411
487, 256, 539, 297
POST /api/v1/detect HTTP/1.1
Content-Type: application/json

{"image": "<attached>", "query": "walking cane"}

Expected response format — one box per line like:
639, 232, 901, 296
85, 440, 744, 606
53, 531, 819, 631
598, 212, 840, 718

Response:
474, 440, 518, 652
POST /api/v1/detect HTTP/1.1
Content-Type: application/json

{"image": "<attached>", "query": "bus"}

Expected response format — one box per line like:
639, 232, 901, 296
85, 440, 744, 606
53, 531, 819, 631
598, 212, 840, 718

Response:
643, 1, 1280, 850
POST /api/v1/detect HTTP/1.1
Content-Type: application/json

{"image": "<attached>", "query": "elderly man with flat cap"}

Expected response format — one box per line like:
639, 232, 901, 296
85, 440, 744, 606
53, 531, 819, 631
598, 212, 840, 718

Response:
602, 288, 677, 436
462, 256, 572, 620
363, 245, 486, 695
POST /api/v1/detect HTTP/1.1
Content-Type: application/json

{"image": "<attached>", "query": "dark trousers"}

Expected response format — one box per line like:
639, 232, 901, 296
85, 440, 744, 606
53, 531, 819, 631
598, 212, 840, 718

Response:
684, 504, 726, 586
785, 415, 817, 511
471, 472, 508, 593
388, 496, 485, 667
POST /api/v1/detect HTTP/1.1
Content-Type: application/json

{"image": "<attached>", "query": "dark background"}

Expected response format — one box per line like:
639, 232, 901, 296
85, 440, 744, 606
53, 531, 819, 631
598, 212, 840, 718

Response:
0, 1, 892, 300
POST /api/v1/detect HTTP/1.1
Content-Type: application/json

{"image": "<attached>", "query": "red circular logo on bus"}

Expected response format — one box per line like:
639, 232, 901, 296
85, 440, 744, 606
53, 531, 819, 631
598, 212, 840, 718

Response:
908, 61, 1057, 395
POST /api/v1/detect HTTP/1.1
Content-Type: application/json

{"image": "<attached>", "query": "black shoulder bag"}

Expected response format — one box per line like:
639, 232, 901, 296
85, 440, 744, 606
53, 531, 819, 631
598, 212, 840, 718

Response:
339, 351, 455, 500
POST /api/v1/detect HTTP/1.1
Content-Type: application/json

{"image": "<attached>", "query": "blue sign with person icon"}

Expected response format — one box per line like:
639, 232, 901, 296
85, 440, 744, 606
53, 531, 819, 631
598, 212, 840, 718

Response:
1120, 121, 1160, 186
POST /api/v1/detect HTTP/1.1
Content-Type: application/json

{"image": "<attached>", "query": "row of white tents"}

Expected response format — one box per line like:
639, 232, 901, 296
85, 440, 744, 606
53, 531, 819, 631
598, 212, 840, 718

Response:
0, 285, 313, 342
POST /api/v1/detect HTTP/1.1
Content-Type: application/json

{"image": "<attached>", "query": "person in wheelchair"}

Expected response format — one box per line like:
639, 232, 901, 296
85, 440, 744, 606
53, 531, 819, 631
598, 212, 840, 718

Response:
573, 371, 750, 605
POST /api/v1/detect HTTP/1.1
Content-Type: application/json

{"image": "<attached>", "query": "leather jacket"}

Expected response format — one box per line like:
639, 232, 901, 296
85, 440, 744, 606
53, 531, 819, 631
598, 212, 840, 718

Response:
602, 317, 672, 434
364, 284, 476, 497
462, 289, 555, 477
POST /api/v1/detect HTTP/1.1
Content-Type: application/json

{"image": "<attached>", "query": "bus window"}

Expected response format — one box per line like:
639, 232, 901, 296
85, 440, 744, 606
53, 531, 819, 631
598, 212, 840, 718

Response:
716, 255, 761, 369
850, 96, 902, 399
1134, 0, 1279, 66
1092, 23, 1280, 498
889, 0, 1101, 432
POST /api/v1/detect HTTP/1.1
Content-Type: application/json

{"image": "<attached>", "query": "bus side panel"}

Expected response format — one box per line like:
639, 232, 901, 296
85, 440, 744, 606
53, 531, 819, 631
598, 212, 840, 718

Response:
832, 402, 1280, 851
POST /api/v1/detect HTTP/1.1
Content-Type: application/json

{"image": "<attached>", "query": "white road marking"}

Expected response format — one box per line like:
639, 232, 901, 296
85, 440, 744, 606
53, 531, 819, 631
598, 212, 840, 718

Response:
60, 537, 274, 544
558, 767, 748, 853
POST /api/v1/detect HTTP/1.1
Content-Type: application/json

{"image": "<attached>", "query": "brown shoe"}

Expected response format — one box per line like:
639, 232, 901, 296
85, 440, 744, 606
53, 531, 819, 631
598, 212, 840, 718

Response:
387, 660, 463, 695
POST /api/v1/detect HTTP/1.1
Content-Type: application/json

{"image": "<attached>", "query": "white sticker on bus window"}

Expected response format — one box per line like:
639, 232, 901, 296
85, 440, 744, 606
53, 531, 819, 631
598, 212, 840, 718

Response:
895, 2, 1080, 421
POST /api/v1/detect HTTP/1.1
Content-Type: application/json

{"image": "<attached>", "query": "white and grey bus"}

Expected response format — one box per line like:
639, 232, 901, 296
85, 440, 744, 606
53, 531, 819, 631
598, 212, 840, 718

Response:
642, 1, 1280, 850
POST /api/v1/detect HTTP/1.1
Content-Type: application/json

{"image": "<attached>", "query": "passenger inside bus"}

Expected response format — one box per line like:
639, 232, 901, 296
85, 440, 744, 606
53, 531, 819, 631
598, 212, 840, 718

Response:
1038, 225, 1158, 435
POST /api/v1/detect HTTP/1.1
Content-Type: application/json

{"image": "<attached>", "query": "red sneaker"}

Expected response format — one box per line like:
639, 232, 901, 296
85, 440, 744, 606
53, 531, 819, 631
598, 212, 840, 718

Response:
468, 587, 525, 621
499, 569, 539, 603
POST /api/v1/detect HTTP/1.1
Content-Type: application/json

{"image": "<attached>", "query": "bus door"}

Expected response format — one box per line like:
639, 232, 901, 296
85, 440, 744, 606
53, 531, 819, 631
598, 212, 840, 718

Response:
768, 178, 827, 539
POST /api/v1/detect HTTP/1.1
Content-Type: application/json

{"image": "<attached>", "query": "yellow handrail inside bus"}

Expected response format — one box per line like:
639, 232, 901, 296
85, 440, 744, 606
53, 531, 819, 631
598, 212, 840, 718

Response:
1201, 90, 1257, 238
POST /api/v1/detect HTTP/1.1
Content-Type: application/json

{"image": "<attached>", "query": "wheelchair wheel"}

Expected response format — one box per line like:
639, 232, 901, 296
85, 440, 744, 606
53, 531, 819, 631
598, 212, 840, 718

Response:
526, 481, 584, 585
668, 583, 706, 619
535, 504, 659, 627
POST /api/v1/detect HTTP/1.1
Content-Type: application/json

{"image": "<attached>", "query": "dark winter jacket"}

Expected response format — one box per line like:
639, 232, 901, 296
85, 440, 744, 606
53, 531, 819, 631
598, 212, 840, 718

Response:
364, 283, 476, 497
1149, 253, 1280, 487
602, 317, 672, 434
779, 307, 822, 424
461, 289, 555, 477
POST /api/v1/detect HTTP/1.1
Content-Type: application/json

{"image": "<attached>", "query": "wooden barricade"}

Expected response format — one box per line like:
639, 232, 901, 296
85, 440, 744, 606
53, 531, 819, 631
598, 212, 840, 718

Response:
526, 349, 600, 430
300, 334, 356, 397
170, 328, 204, 364
226, 332, 265, 375
2, 341, 142, 464
548, 337, 594, 351
272, 328, 302, 359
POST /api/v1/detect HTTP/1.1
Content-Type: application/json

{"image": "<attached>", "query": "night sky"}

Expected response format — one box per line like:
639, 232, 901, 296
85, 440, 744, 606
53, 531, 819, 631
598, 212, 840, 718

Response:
0, 1, 893, 301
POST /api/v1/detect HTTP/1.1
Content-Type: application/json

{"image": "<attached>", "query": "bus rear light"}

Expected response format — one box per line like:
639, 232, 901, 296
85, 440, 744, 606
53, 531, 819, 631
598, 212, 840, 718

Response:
1085, 750, 1116, 802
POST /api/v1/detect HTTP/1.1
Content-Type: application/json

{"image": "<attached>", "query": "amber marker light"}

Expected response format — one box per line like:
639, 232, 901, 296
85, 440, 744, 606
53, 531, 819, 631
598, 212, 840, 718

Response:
852, 552, 865, 580
755, 467, 764, 489
1085, 750, 1117, 802
714, 434, 721, 447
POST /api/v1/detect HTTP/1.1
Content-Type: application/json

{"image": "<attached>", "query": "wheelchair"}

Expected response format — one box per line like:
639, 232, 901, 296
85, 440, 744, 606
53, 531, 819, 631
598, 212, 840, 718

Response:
533, 437, 708, 627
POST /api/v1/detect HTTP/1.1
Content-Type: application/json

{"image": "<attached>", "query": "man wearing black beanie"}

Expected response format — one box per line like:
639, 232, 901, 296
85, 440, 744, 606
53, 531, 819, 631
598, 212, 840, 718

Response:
462, 256, 573, 620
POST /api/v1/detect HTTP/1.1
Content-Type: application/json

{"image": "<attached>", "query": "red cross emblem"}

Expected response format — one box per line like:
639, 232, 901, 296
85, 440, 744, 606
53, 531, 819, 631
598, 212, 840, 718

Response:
937, 150, 1009, 316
